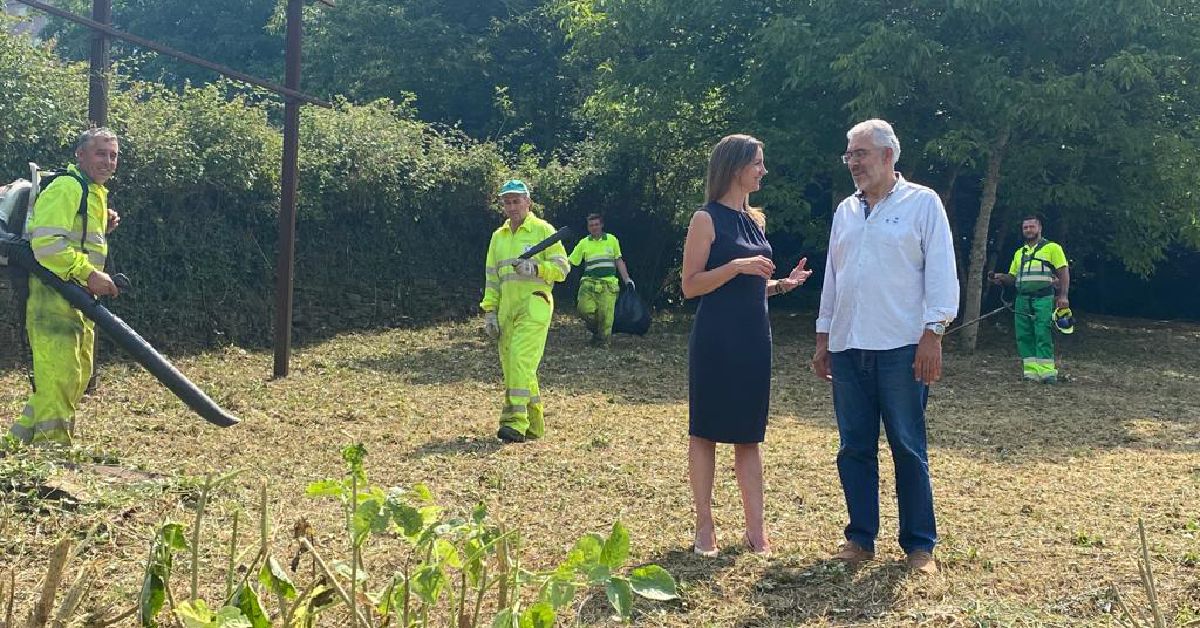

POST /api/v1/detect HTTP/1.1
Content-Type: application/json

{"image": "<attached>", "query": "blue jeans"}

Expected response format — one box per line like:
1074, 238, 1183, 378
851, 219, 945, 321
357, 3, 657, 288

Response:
831, 345, 937, 554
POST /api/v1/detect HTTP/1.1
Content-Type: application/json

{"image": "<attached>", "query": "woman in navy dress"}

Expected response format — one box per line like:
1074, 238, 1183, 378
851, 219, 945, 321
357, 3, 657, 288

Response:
682, 134, 812, 555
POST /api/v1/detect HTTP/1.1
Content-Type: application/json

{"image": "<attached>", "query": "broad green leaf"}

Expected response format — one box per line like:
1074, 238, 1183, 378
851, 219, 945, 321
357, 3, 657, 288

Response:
232, 585, 270, 628
492, 608, 517, 628
139, 572, 166, 627
587, 564, 611, 586
629, 565, 679, 601
605, 576, 634, 620
600, 521, 629, 569
472, 502, 488, 524
418, 504, 444, 524
390, 502, 424, 538
411, 564, 446, 605
518, 601, 555, 628
353, 498, 388, 545
434, 538, 462, 568
175, 601, 252, 628
563, 533, 603, 574
174, 600, 216, 627
258, 556, 298, 601
305, 479, 346, 498
410, 483, 433, 502
212, 607, 253, 628
542, 576, 576, 611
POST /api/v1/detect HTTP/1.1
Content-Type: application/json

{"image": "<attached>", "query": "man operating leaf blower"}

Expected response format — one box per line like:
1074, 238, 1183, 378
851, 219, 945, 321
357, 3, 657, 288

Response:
1, 128, 237, 446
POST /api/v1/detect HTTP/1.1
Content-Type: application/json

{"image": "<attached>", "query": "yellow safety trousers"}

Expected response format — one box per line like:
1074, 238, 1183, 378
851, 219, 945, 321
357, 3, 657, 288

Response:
10, 278, 94, 445
577, 276, 619, 340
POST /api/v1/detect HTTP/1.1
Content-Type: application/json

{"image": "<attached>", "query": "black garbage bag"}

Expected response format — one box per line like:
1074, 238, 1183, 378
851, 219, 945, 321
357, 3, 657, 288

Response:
612, 284, 651, 335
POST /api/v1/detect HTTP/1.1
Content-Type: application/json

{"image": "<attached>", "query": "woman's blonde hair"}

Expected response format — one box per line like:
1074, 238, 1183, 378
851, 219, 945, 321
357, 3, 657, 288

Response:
704, 134, 765, 230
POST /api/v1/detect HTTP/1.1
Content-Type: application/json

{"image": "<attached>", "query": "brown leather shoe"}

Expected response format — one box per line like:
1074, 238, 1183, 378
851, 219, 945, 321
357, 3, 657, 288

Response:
905, 550, 938, 574
831, 541, 874, 565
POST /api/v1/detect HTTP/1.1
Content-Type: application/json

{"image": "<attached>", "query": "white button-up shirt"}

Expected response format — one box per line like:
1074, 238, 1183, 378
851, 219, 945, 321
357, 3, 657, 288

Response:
816, 175, 959, 352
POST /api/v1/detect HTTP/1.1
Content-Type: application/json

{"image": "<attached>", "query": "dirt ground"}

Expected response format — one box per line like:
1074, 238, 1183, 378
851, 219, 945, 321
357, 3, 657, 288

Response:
1, 309, 1199, 626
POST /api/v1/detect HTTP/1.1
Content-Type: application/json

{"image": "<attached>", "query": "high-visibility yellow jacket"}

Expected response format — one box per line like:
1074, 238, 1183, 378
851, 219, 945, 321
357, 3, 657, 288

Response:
1007, 239, 1066, 294
27, 164, 109, 284
568, 233, 623, 279
480, 215, 569, 313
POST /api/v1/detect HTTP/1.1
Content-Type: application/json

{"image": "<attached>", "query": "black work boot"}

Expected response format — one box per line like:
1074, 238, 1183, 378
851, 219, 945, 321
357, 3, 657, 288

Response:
496, 426, 526, 443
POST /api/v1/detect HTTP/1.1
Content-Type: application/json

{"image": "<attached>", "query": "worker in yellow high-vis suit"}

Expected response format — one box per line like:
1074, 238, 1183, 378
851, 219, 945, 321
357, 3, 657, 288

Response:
990, 214, 1070, 383
568, 213, 633, 346
9, 128, 123, 446
480, 179, 569, 443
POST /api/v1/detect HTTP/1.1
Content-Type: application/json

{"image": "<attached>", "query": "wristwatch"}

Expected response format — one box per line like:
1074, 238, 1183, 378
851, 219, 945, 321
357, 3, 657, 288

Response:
925, 321, 947, 336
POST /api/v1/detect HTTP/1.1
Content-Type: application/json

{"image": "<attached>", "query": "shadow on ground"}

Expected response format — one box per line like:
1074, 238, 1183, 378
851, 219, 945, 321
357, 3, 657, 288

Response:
736, 558, 908, 626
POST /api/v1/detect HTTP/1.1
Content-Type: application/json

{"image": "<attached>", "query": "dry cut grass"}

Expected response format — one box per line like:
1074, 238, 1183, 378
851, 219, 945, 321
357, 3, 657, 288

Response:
1, 309, 1199, 626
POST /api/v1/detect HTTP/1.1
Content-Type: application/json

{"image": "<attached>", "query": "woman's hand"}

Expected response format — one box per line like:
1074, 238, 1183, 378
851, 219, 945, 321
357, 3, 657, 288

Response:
732, 255, 775, 279
775, 257, 812, 292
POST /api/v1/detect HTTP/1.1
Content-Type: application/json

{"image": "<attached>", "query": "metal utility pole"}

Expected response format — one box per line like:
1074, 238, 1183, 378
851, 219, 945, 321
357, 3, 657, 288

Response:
85, 0, 111, 394
273, 0, 303, 378
87, 0, 110, 126
13, 0, 334, 379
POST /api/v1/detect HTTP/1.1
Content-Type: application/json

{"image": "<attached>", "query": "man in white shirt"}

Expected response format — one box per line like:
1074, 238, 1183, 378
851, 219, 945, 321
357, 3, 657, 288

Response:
811, 119, 959, 575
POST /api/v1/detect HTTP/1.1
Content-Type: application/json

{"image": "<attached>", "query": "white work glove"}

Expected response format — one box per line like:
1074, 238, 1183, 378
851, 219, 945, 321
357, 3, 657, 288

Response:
513, 258, 539, 277
483, 312, 499, 339
625, 278, 636, 290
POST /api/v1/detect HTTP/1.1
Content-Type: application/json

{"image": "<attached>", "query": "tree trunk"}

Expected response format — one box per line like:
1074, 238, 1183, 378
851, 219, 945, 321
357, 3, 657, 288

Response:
937, 164, 965, 312
960, 126, 1011, 352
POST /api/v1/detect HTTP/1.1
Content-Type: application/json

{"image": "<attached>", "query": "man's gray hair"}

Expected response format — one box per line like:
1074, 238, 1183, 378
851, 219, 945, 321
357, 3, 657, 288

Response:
847, 119, 900, 166
75, 127, 119, 151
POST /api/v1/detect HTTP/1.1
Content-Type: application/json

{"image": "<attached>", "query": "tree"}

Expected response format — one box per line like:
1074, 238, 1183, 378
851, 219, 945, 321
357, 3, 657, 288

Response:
301, 0, 583, 149
41, 0, 283, 89
761, 0, 1200, 348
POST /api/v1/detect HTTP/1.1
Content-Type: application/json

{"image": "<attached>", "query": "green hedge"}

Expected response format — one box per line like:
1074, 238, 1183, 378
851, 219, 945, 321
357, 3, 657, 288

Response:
1, 28, 512, 349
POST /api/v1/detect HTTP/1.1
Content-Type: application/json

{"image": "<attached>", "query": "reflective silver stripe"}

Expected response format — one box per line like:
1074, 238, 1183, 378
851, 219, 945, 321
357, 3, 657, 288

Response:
88, 251, 107, 267
585, 261, 616, 269
1022, 357, 1038, 364
86, 233, 106, 246
499, 275, 550, 287
585, 256, 616, 264
485, 281, 500, 291
9, 418, 72, 444
548, 255, 569, 263
33, 239, 70, 257
21, 404, 34, 418
8, 423, 33, 443
485, 268, 499, 278
35, 419, 72, 434
497, 257, 521, 266
550, 257, 570, 274
507, 388, 531, 398
29, 226, 75, 239
1034, 358, 1056, 366
529, 395, 541, 405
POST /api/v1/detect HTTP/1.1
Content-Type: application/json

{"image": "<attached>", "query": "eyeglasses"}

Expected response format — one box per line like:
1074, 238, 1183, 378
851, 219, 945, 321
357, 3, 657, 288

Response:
841, 148, 880, 164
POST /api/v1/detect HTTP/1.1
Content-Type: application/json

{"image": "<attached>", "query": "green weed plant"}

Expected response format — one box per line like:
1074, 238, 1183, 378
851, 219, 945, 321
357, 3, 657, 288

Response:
132, 443, 678, 627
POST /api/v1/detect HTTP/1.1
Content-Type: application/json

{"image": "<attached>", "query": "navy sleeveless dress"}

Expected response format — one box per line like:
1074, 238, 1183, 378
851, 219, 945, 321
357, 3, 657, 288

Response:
688, 202, 773, 444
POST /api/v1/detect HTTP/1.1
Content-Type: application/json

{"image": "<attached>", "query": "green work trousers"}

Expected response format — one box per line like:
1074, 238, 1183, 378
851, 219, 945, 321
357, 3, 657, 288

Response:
1015, 294, 1056, 381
